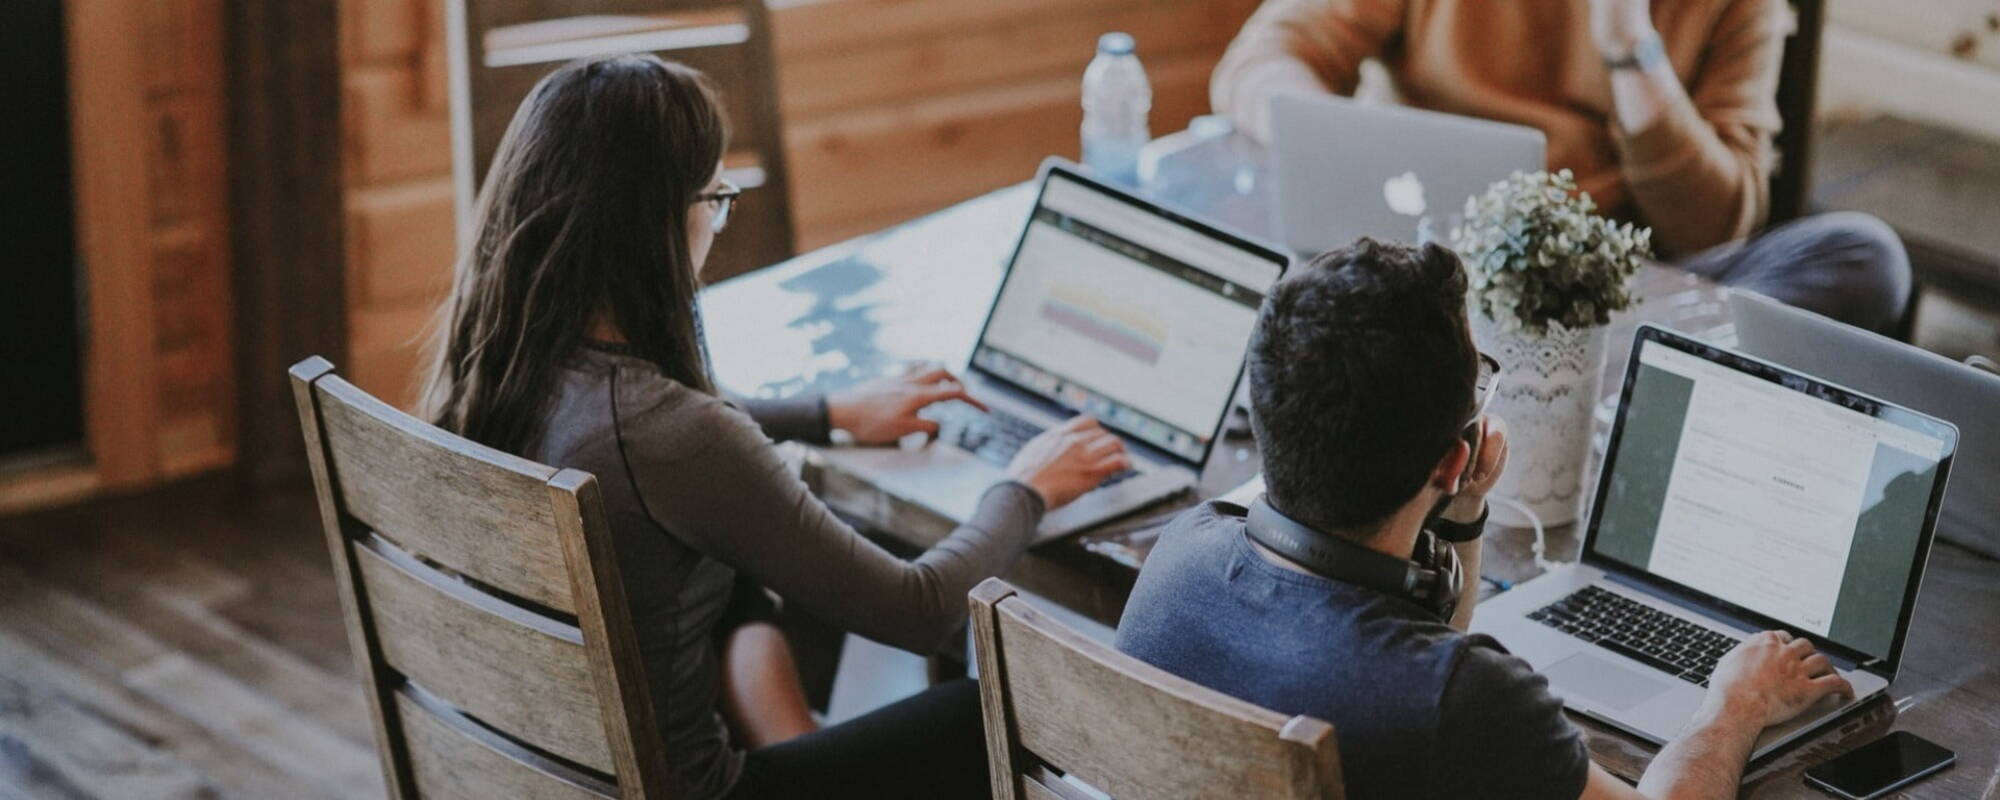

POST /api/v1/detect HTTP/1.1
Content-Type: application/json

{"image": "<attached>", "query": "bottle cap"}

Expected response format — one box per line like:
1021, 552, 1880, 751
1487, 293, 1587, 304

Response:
1097, 32, 1135, 56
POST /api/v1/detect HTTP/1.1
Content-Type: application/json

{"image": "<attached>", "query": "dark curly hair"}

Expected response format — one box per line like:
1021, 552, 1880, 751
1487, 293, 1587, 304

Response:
1247, 238, 1478, 534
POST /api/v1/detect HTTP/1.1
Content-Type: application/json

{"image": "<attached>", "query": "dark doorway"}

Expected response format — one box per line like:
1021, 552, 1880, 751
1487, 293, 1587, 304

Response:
0, 0, 87, 461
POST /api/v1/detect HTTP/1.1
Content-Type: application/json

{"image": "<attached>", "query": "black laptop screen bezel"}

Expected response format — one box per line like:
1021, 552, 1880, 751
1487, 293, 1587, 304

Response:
965, 160, 1291, 470
1580, 324, 1959, 678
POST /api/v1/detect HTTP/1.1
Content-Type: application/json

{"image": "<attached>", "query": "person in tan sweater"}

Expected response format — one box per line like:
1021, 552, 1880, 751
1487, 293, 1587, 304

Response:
1214, 0, 1911, 333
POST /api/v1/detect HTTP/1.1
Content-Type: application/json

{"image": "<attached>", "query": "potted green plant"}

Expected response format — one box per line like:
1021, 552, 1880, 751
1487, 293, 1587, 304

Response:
1451, 169, 1652, 526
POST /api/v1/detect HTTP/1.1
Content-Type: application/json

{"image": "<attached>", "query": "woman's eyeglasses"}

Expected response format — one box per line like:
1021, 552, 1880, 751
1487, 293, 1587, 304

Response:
695, 179, 742, 234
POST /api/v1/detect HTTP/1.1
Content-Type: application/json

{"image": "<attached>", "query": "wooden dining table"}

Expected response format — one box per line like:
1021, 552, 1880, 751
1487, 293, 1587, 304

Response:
701, 143, 2000, 797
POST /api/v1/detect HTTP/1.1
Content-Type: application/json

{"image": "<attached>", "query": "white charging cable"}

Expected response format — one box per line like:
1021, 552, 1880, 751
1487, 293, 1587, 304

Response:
1488, 494, 1555, 573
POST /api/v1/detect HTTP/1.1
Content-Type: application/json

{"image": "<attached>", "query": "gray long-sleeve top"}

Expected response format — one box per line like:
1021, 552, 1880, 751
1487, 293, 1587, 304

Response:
524, 346, 1045, 798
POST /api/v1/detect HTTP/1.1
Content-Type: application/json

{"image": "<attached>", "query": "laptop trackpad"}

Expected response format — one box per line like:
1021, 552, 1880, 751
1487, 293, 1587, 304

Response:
1546, 653, 1673, 712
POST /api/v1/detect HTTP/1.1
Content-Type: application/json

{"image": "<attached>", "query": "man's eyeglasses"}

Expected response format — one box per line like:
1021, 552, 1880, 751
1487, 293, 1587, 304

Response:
695, 178, 741, 234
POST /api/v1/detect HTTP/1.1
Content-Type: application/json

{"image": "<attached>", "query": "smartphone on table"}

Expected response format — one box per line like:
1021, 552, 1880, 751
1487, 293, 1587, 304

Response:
1803, 731, 1955, 799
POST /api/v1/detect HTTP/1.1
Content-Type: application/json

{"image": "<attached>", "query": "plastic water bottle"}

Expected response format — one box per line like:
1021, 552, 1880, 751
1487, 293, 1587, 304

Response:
1081, 32, 1151, 187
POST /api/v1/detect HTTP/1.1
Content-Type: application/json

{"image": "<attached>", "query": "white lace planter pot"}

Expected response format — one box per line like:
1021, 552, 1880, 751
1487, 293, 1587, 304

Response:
1472, 313, 1608, 528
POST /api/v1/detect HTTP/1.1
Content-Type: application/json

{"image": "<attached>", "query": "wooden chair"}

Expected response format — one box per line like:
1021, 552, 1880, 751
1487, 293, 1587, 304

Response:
444, 0, 795, 281
290, 356, 672, 799
969, 579, 1344, 799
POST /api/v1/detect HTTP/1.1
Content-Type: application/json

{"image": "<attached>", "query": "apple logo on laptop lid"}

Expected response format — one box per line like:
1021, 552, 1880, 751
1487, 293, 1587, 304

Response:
1384, 171, 1427, 217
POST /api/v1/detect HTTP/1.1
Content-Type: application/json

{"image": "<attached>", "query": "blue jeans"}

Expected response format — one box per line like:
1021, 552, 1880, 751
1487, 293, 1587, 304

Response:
1677, 211, 1913, 335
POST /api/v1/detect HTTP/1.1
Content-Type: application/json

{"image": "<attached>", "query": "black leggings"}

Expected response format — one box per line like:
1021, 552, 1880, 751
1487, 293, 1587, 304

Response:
726, 677, 991, 799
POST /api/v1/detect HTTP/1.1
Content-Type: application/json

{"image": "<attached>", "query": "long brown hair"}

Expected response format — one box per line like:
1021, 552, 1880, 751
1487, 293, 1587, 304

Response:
421, 54, 726, 453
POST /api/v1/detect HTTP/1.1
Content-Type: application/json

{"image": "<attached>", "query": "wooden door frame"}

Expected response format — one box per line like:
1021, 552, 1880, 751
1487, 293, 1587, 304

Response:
1, 0, 347, 514
225, 0, 349, 489
61, 0, 156, 498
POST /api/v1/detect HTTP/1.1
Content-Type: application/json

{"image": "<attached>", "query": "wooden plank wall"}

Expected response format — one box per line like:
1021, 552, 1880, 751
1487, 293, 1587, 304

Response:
1820, 0, 2000, 136
142, 0, 236, 483
333, 0, 1260, 407
340, 0, 459, 411
772, 0, 1261, 249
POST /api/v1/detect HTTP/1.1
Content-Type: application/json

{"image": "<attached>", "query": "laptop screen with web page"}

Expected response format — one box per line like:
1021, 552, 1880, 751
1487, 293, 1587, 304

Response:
1588, 332, 1955, 664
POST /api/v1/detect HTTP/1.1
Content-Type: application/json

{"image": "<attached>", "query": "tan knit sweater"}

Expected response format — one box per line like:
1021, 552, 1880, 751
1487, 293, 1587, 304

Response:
1213, 0, 1790, 254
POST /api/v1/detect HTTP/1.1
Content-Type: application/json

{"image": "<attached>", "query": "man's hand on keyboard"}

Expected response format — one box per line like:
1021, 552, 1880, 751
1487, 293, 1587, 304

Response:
827, 366, 986, 445
1703, 631, 1855, 730
1007, 415, 1131, 510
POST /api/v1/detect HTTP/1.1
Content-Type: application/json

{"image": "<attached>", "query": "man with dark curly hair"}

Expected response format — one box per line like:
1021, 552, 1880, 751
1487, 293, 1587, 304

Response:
1115, 238, 1855, 799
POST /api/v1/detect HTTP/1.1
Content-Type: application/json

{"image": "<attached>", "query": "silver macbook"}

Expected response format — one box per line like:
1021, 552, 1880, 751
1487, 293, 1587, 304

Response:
1730, 288, 2000, 553
1475, 325, 1957, 761
1268, 93, 1545, 256
820, 161, 1290, 541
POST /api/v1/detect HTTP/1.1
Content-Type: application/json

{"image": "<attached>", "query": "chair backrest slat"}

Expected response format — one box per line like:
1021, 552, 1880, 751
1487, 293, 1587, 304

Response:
396, 687, 618, 800
291, 356, 670, 799
970, 579, 1344, 800
354, 534, 613, 774
315, 376, 575, 613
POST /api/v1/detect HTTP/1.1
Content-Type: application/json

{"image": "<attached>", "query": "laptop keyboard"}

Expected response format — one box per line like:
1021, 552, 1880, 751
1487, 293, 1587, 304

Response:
1529, 585, 1741, 687
924, 402, 1138, 489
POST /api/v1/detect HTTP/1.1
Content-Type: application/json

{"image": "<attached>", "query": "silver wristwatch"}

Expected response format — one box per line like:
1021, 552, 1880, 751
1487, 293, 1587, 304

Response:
1604, 32, 1666, 72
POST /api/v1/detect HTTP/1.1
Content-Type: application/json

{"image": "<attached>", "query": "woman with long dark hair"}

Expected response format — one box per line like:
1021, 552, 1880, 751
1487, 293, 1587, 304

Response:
422, 54, 1128, 798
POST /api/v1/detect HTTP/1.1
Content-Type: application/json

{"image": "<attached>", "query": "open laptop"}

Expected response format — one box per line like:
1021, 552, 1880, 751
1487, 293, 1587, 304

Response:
820, 161, 1291, 541
1474, 324, 1958, 761
1268, 93, 1545, 256
1730, 289, 2000, 553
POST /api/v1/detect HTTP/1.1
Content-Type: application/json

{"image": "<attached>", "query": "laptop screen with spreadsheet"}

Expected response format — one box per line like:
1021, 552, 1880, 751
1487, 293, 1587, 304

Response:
971, 167, 1286, 466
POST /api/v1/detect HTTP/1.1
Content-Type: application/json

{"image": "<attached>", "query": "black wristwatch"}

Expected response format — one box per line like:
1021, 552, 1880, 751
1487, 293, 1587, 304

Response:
1429, 503, 1489, 543
1604, 32, 1666, 72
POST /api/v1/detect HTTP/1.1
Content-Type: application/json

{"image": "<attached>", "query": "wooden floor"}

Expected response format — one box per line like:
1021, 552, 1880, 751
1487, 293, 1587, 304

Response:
0, 475, 385, 800
5, 446, 2000, 799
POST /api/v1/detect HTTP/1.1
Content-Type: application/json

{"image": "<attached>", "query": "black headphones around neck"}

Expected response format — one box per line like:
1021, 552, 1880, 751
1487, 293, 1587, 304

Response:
1242, 496, 1464, 621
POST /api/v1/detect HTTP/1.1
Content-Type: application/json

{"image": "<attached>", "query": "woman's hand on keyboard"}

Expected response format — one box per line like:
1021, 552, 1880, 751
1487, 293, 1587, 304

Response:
1007, 415, 1131, 510
826, 366, 985, 445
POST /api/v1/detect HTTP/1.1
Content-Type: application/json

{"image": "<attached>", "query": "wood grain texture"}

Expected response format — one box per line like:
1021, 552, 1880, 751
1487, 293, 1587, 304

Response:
0, 469, 389, 800
969, 578, 1023, 800
772, 0, 1154, 61
775, 0, 1249, 122
0, 627, 314, 799
291, 356, 676, 798
784, 51, 1214, 237
550, 469, 676, 795
395, 689, 616, 800
344, 64, 457, 185
346, 301, 439, 408
972, 579, 1344, 800
231, 0, 350, 488
344, 176, 457, 308
1020, 775, 1071, 800
312, 373, 574, 613
0, 671, 213, 800
292, 357, 416, 800
124, 651, 384, 798
353, 537, 613, 773
66, 0, 160, 488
